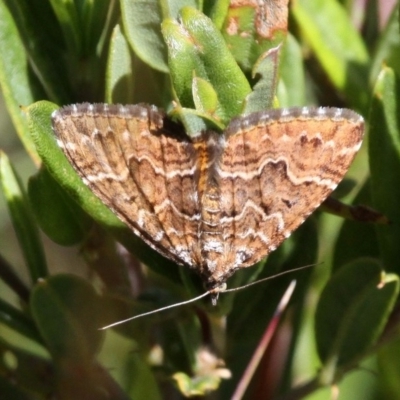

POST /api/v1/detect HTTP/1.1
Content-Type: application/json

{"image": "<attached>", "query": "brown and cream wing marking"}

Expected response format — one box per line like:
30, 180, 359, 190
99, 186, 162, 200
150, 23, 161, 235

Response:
52, 104, 364, 289
52, 103, 201, 267
215, 107, 364, 271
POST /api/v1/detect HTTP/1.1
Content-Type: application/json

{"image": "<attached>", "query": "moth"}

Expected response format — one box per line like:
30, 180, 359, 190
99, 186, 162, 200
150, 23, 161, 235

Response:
52, 104, 364, 303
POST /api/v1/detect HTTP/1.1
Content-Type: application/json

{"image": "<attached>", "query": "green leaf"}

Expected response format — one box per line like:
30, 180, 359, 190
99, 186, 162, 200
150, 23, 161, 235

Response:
278, 33, 306, 108
162, 17, 200, 110
180, 7, 252, 121
106, 23, 170, 106
292, 0, 369, 111
0, 151, 48, 281
220, 2, 288, 72
0, 253, 30, 302
164, 7, 251, 126
48, 1, 116, 102
0, 1, 43, 163
377, 336, 400, 399
79, 0, 112, 55
0, 297, 42, 344
315, 260, 399, 383
30, 274, 104, 361
162, 0, 201, 19
2, 1, 71, 104
28, 166, 91, 246
333, 180, 380, 269
370, 5, 400, 87
192, 77, 219, 116
204, 0, 230, 29
105, 23, 135, 104
48, 0, 82, 55
161, 314, 201, 372
242, 45, 280, 114
170, 105, 225, 135
49, 0, 114, 56
121, 0, 169, 73
125, 353, 162, 399
369, 66, 400, 273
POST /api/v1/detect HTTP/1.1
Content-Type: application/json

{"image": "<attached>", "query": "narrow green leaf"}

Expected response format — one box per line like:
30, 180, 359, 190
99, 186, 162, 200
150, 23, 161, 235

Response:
192, 77, 219, 116
369, 66, 400, 273
0, 1, 42, 163
2, 1, 71, 104
0, 253, 30, 303
176, 7, 251, 123
315, 260, 399, 380
292, 0, 369, 111
121, 0, 169, 72
0, 298, 42, 344
161, 0, 201, 19
169, 106, 224, 135
79, 0, 111, 55
30, 274, 104, 361
278, 33, 306, 108
28, 167, 91, 246
370, 5, 400, 86
333, 180, 380, 269
0, 151, 48, 281
243, 45, 280, 114
125, 353, 162, 399
220, 2, 288, 72
49, 0, 113, 57
48, 0, 82, 55
204, 0, 230, 29
162, 18, 201, 109
161, 316, 201, 373
106, 22, 170, 106
377, 336, 400, 398
105, 24, 135, 104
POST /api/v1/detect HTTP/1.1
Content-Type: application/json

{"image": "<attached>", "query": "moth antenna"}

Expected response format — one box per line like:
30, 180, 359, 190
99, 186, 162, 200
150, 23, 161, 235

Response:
100, 291, 210, 330
223, 263, 319, 294
100, 263, 317, 330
